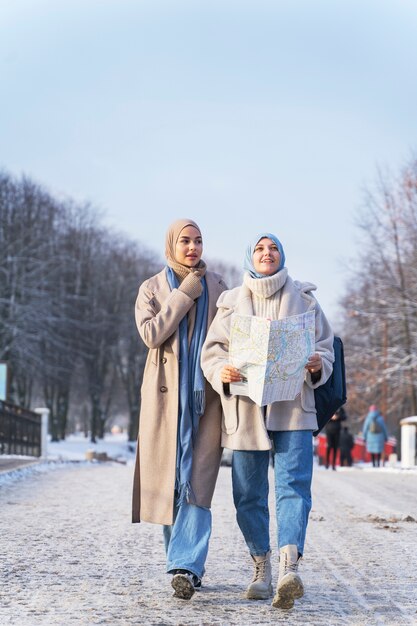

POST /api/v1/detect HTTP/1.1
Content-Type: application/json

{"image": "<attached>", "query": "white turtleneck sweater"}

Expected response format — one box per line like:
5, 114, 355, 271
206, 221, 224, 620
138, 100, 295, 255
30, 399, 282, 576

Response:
243, 268, 317, 432
243, 268, 287, 319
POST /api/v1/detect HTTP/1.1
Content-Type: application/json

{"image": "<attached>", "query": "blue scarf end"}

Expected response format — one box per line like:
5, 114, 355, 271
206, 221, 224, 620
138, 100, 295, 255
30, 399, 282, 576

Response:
175, 481, 196, 507
194, 389, 205, 418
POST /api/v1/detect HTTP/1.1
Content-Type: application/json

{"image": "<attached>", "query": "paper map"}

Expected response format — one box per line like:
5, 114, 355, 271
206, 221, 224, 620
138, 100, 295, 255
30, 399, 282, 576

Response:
229, 310, 315, 406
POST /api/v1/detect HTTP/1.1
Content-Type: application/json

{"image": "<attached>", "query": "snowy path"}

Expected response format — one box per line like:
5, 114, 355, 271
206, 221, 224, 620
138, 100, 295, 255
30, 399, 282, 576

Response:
1, 462, 417, 626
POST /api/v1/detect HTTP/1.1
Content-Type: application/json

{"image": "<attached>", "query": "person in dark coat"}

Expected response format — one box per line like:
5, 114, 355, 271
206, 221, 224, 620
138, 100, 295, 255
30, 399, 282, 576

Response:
339, 426, 355, 467
325, 406, 347, 469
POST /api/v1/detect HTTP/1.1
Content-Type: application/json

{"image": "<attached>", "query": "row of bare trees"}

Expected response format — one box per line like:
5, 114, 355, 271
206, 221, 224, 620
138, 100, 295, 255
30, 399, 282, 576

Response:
8, 155, 415, 445
340, 156, 417, 437
0, 170, 161, 441
0, 170, 242, 443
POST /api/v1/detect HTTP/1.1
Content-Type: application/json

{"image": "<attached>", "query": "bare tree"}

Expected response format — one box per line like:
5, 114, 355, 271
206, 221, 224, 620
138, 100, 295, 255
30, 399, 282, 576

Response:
0, 170, 162, 441
1, 169, 245, 445
339, 158, 417, 433
112, 242, 162, 441
0, 173, 61, 407
205, 257, 241, 289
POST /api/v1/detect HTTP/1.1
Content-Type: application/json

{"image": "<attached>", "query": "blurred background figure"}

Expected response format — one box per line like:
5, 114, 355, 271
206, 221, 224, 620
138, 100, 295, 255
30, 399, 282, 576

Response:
362, 405, 388, 468
339, 426, 355, 467
325, 407, 347, 470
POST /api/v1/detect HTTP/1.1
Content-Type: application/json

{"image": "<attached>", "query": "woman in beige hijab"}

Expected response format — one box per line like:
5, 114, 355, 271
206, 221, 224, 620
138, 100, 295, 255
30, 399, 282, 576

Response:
132, 219, 227, 599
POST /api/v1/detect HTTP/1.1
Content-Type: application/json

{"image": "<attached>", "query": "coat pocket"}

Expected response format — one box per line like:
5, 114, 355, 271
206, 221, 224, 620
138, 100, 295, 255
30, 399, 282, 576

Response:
221, 394, 239, 434
300, 384, 316, 413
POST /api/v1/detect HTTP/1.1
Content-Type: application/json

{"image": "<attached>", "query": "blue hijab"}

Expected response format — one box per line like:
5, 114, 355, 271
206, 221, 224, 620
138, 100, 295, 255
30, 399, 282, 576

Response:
243, 232, 286, 278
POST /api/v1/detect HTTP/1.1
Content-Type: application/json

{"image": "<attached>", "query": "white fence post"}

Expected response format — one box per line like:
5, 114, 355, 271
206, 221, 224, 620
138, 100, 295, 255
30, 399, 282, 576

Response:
399, 416, 417, 468
35, 408, 50, 459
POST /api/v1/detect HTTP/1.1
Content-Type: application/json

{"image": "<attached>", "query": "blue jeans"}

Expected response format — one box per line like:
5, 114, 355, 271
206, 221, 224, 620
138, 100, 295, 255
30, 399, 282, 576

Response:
165, 501, 212, 579
232, 430, 313, 556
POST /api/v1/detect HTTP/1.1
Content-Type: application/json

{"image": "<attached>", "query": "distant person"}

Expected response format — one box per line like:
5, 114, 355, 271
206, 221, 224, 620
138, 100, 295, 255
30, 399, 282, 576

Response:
362, 405, 388, 467
325, 406, 347, 470
131, 218, 227, 600
339, 426, 355, 467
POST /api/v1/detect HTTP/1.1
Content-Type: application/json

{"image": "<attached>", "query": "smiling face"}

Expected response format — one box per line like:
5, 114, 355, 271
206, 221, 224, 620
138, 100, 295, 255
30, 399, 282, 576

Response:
252, 237, 281, 276
175, 225, 203, 267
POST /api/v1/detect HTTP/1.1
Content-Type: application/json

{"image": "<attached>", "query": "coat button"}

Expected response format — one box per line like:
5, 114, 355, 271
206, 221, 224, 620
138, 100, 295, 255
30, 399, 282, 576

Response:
161, 357, 167, 364
160, 386, 168, 393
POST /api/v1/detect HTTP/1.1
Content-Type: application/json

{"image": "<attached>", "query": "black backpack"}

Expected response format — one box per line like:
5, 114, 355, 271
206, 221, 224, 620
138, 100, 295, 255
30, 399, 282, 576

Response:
313, 336, 347, 436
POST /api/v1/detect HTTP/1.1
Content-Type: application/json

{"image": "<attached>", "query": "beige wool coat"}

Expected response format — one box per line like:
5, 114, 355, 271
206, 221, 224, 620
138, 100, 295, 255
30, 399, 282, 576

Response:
132, 268, 227, 525
201, 275, 334, 451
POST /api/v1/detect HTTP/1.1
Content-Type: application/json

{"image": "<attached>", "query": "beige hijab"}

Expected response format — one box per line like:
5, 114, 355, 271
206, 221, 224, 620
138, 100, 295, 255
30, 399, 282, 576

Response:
165, 218, 207, 282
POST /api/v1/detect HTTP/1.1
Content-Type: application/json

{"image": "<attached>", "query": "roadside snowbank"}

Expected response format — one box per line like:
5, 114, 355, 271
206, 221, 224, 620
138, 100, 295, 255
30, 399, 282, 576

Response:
0, 433, 136, 486
47, 432, 136, 463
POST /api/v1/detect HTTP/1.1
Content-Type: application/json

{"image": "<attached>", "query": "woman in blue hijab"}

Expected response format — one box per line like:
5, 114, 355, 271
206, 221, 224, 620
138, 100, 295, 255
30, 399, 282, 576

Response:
202, 232, 334, 610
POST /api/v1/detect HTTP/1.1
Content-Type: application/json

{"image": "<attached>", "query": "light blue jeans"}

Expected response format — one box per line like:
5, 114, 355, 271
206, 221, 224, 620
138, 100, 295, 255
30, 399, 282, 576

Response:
165, 501, 212, 580
232, 430, 313, 556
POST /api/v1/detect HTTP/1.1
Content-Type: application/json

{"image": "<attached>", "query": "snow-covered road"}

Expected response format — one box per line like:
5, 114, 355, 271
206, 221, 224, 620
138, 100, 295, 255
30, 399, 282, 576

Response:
1, 462, 416, 626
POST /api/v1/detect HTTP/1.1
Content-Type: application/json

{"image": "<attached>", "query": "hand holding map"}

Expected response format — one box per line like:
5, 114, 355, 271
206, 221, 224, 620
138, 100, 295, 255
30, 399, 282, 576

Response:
229, 311, 315, 406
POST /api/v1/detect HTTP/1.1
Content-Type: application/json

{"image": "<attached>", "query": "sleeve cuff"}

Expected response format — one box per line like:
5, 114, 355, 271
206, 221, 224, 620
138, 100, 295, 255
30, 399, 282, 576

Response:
178, 273, 203, 300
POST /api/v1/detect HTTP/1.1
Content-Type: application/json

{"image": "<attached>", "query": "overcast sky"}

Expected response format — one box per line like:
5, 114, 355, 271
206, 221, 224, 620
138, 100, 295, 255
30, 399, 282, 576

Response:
2, 0, 417, 325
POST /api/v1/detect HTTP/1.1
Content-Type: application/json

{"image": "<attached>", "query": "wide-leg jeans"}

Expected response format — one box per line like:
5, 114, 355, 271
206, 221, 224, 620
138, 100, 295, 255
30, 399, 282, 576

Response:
232, 430, 313, 556
165, 501, 212, 580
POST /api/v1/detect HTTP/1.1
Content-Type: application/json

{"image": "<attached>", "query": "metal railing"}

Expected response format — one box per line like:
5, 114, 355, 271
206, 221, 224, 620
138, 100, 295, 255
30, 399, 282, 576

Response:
0, 400, 42, 457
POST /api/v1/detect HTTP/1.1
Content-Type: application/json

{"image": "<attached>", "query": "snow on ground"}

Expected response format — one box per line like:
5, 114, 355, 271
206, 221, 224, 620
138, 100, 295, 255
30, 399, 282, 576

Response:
1, 451, 417, 626
0, 433, 136, 487
47, 432, 137, 463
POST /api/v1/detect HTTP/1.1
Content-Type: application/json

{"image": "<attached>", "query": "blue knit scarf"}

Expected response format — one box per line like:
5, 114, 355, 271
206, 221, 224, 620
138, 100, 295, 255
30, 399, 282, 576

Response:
166, 267, 208, 504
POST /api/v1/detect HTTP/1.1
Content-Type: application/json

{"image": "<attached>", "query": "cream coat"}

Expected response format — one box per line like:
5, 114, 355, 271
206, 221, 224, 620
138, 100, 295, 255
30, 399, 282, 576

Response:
201, 275, 334, 451
132, 268, 227, 525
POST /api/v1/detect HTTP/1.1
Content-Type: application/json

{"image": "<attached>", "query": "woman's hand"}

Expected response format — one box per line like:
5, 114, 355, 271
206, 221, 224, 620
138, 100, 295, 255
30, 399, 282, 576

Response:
190, 267, 203, 278
221, 365, 243, 384
306, 353, 322, 375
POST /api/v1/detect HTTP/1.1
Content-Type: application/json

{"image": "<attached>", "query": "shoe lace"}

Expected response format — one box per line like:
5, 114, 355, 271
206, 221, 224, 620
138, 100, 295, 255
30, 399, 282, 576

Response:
253, 558, 267, 581
282, 554, 299, 576
286, 561, 298, 573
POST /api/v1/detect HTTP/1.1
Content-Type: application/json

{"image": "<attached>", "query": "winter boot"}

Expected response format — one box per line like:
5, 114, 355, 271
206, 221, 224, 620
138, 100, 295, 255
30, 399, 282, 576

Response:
171, 570, 200, 600
245, 551, 273, 599
271, 544, 304, 609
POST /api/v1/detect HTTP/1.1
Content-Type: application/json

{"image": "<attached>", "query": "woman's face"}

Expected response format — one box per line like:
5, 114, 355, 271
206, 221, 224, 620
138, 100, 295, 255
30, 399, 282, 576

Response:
252, 237, 280, 276
175, 225, 203, 267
